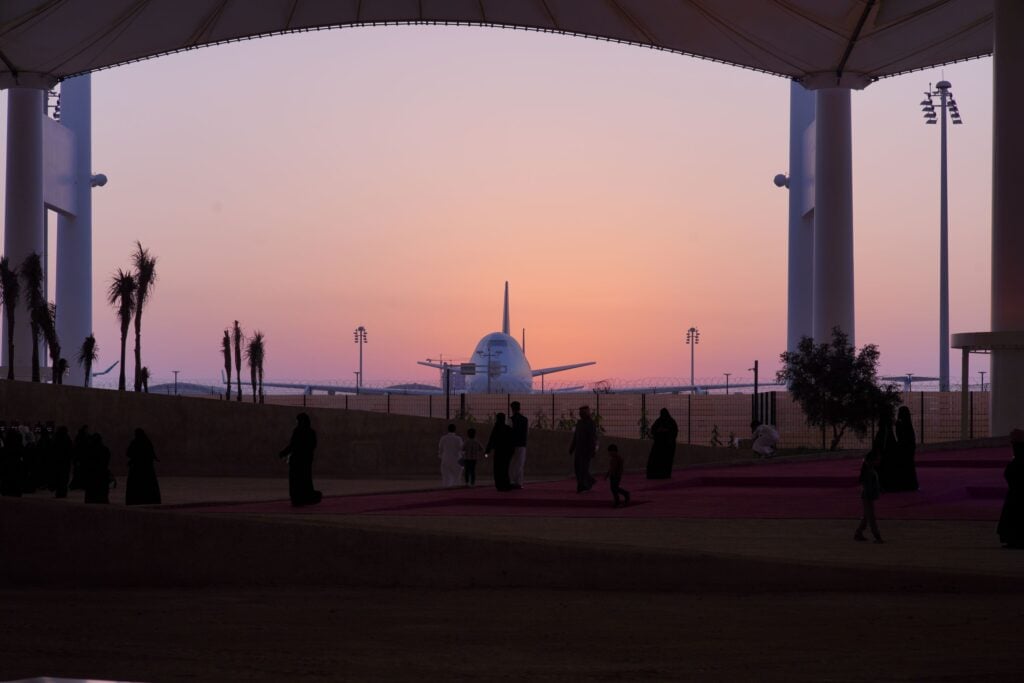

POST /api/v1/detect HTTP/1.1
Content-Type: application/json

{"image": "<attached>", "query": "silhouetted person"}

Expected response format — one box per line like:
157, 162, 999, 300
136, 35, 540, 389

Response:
126, 428, 161, 505
438, 423, 464, 488
606, 444, 630, 507
751, 421, 780, 458
855, 451, 884, 543
509, 401, 528, 488
998, 430, 1024, 549
279, 413, 322, 506
83, 433, 111, 504
892, 405, 920, 491
874, 408, 899, 491
462, 428, 484, 486
0, 428, 24, 497
68, 425, 90, 491
485, 413, 515, 492
569, 406, 598, 492
50, 426, 73, 499
646, 408, 678, 479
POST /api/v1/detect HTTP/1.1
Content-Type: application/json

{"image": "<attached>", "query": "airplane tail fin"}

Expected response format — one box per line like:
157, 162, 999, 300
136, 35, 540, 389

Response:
502, 281, 510, 336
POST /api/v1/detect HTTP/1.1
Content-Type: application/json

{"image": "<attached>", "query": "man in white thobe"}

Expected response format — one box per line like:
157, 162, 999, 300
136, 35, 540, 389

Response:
438, 423, 464, 487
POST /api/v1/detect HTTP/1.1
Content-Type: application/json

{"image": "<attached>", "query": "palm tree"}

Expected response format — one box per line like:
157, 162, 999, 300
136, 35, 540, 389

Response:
34, 300, 61, 384
246, 331, 265, 404
232, 320, 243, 402
77, 334, 98, 387
107, 269, 136, 391
221, 329, 232, 400
56, 357, 68, 383
0, 257, 19, 380
19, 253, 44, 382
131, 241, 157, 392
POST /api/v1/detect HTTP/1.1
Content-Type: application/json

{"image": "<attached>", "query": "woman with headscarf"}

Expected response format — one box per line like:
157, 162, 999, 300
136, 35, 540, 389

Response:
874, 407, 899, 492
50, 426, 74, 499
126, 428, 161, 505
998, 429, 1024, 549
646, 408, 679, 479
279, 413, 322, 506
892, 406, 919, 491
83, 433, 111, 504
485, 413, 515, 492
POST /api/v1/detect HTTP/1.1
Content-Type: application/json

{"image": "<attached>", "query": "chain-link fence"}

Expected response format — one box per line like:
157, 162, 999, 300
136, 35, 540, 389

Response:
261, 391, 991, 449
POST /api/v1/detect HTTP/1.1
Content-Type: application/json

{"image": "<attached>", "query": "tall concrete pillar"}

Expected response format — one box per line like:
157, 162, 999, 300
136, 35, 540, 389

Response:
2, 88, 46, 379
56, 75, 93, 387
990, 0, 1024, 434
812, 87, 855, 345
786, 81, 815, 353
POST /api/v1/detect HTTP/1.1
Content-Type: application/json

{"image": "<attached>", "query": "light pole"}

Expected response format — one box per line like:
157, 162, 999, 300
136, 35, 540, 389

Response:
723, 372, 731, 395
172, 369, 180, 396
921, 80, 962, 392
353, 326, 367, 390
685, 327, 700, 390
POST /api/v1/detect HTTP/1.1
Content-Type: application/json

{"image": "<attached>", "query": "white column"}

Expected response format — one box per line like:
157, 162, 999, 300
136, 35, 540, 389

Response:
812, 87, 855, 344
787, 81, 815, 352
990, 0, 1024, 435
56, 75, 93, 387
2, 88, 46, 379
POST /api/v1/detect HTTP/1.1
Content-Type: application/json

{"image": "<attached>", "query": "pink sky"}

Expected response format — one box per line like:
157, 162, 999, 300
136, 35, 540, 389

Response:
0, 26, 994, 389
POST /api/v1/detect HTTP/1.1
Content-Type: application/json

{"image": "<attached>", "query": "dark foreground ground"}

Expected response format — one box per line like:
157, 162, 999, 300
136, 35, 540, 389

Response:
2, 587, 1023, 682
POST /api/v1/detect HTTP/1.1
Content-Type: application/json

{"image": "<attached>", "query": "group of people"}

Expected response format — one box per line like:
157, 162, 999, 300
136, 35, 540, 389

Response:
438, 401, 529, 491
855, 406, 920, 543
0, 422, 161, 505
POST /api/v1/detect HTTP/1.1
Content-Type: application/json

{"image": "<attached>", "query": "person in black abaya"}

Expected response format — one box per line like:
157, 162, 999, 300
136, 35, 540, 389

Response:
874, 407, 899, 492
998, 430, 1024, 549
126, 428, 161, 505
68, 425, 90, 491
0, 429, 24, 497
485, 413, 515, 492
646, 408, 679, 479
50, 426, 73, 499
279, 413, 322, 506
892, 406, 920, 491
83, 433, 111, 504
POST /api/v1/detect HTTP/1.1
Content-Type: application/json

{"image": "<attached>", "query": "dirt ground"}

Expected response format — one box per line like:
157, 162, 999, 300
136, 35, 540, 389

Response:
1, 587, 1022, 682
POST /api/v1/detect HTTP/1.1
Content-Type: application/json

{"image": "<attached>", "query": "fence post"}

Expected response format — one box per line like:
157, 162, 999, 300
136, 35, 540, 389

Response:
428, 395, 432, 419
387, 393, 391, 414
596, 392, 600, 421
921, 393, 929, 446
641, 393, 647, 439
507, 394, 511, 415
345, 395, 348, 410
460, 393, 466, 421
970, 391, 974, 440
687, 393, 692, 444
303, 393, 306, 408
552, 393, 556, 429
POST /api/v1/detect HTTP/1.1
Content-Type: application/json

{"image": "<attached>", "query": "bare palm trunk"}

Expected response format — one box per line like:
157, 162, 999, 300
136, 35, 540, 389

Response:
250, 364, 257, 404
4, 312, 13, 380
83, 358, 92, 387
258, 366, 264, 405
224, 364, 231, 400
29, 322, 40, 382
118, 323, 129, 391
133, 314, 142, 391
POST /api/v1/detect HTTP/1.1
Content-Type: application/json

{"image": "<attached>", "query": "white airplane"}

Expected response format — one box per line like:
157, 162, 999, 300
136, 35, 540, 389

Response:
419, 282, 596, 393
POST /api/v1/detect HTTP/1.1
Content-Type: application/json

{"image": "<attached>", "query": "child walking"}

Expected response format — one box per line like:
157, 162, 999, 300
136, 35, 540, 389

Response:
855, 451, 884, 543
462, 428, 484, 486
606, 444, 630, 507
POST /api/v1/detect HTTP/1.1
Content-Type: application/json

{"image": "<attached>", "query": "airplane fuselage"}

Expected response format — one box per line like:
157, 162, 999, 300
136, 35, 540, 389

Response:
466, 332, 533, 393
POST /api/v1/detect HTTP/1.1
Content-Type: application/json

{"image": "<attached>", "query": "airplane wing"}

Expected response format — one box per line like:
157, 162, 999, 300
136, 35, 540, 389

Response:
531, 361, 596, 377
91, 361, 118, 377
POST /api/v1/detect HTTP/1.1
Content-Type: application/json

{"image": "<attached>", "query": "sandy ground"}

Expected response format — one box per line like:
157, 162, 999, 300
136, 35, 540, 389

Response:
1, 587, 1022, 682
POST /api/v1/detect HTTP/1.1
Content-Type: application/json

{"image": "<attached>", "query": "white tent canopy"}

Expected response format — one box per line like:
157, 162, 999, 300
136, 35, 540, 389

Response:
0, 0, 993, 89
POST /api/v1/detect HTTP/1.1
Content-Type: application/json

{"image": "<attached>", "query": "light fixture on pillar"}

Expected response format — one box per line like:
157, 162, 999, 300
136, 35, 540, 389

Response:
45, 88, 60, 121
921, 80, 964, 393
353, 325, 367, 390
685, 326, 700, 390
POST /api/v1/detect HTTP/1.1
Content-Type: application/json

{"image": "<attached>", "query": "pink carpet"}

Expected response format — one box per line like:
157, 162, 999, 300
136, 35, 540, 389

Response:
179, 446, 1011, 520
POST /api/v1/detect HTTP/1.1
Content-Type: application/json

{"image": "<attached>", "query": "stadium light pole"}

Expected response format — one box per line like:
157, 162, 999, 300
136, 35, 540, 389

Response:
353, 326, 367, 390
921, 81, 963, 392
724, 372, 731, 395
685, 327, 700, 390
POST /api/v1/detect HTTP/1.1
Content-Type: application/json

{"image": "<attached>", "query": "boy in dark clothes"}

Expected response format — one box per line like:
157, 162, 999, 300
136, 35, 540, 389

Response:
605, 444, 630, 508
855, 451, 884, 543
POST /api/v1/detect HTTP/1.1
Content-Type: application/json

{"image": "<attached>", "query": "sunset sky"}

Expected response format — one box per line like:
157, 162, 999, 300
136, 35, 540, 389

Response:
0, 25, 995, 389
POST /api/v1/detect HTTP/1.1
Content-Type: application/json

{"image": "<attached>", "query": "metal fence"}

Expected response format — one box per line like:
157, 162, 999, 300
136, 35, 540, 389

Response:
263, 391, 991, 449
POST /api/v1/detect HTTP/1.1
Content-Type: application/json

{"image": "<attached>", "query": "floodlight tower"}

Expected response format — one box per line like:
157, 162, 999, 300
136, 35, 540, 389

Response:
921, 80, 963, 392
685, 327, 700, 389
353, 326, 367, 390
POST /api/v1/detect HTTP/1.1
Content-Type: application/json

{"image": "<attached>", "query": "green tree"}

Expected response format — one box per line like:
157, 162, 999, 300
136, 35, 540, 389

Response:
777, 328, 901, 451
245, 331, 265, 404
19, 253, 45, 382
221, 329, 232, 400
0, 257, 20, 380
107, 269, 136, 392
77, 334, 98, 388
131, 241, 157, 392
